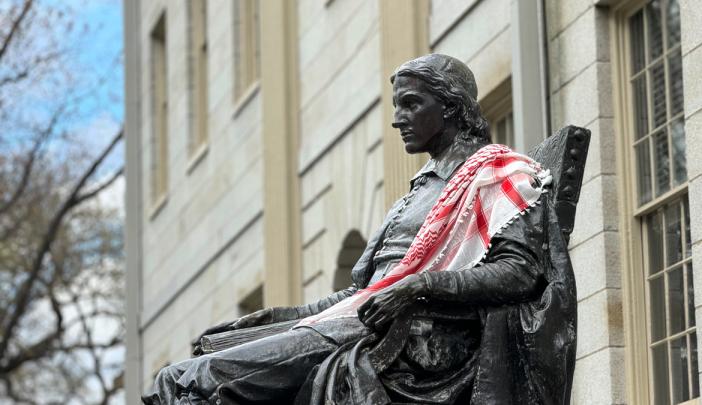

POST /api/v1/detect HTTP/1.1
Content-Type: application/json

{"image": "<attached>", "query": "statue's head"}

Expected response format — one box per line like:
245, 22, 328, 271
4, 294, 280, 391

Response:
390, 54, 490, 151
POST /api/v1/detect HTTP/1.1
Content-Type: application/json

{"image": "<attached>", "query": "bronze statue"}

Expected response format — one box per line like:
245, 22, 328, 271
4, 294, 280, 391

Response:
143, 54, 586, 405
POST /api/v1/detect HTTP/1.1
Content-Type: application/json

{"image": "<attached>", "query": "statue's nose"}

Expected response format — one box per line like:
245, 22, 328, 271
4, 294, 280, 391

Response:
392, 121, 408, 129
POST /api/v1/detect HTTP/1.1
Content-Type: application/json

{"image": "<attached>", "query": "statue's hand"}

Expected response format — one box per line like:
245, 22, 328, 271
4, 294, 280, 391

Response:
231, 307, 275, 330
357, 274, 426, 331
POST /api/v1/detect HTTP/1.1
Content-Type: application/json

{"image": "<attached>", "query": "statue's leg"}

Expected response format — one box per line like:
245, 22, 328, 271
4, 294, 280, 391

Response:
142, 358, 195, 404
176, 327, 338, 403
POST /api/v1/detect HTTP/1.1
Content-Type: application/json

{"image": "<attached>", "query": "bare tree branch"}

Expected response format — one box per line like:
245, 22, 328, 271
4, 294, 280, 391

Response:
0, 108, 61, 217
0, 51, 62, 88
0, 70, 28, 87
0, 129, 123, 361
0, 0, 33, 62
75, 166, 124, 206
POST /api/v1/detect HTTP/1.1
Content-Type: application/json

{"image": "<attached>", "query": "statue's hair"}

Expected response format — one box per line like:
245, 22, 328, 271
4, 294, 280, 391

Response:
390, 55, 491, 144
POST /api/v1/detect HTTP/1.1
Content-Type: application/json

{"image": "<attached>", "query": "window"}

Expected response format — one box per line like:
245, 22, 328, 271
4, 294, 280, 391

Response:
239, 286, 263, 315
482, 79, 514, 148
490, 110, 514, 148
189, 0, 208, 156
621, 0, 696, 403
233, 0, 260, 102
150, 13, 168, 205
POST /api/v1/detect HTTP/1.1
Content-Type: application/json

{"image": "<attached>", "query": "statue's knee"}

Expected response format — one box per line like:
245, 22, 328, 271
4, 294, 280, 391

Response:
190, 356, 214, 375
155, 364, 181, 385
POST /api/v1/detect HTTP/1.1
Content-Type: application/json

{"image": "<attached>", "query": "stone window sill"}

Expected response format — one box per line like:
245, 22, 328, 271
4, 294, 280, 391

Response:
149, 194, 168, 221
233, 82, 260, 119
187, 143, 209, 175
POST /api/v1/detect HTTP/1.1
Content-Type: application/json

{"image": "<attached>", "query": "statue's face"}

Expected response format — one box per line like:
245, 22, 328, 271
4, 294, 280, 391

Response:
392, 75, 445, 154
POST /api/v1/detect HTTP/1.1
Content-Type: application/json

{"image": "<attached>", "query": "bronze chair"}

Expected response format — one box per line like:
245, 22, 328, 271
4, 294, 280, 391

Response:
198, 125, 591, 357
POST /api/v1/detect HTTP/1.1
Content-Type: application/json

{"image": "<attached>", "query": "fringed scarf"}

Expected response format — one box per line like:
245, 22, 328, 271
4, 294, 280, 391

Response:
297, 144, 551, 327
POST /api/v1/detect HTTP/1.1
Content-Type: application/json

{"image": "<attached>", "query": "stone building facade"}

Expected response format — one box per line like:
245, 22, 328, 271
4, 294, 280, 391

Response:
123, 0, 702, 403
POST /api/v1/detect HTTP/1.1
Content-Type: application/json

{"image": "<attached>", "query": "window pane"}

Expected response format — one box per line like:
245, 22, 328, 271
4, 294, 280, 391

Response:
651, 62, 668, 128
653, 343, 671, 405
647, 0, 664, 61
649, 210, 665, 274
666, 0, 681, 48
630, 10, 646, 74
687, 263, 696, 328
671, 118, 686, 186
684, 198, 691, 258
669, 267, 685, 335
633, 75, 649, 139
668, 51, 684, 117
665, 202, 682, 266
651, 275, 667, 342
690, 333, 700, 398
654, 130, 670, 197
671, 336, 691, 403
637, 139, 653, 205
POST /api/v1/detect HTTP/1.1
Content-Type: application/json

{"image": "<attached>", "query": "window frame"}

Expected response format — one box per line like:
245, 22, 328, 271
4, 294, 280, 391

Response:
481, 78, 515, 148
233, 0, 261, 109
149, 10, 169, 217
611, 1, 697, 403
187, 0, 209, 170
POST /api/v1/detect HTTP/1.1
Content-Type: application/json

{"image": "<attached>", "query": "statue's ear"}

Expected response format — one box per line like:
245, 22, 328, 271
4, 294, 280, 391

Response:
443, 103, 457, 120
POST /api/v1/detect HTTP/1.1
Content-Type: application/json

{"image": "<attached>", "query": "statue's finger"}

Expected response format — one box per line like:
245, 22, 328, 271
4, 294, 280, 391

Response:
363, 307, 384, 326
358, 297, 375, 318
374, 315, 390, 330
192, 345, 203, 356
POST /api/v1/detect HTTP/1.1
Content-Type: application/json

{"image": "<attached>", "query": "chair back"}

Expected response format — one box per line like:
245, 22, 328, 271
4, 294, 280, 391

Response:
527, 125, 591, 244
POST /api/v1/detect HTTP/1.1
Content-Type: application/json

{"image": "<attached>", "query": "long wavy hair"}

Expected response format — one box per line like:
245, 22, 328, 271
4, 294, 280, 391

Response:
390, 55, 491, 145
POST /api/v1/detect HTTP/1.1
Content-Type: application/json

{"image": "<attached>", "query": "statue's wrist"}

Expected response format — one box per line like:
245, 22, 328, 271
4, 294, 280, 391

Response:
271, 306, 299, 322
417, 272, 432, 298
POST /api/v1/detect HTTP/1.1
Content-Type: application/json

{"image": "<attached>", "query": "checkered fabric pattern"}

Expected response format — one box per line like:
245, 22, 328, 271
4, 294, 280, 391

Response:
298, 144, 550, 326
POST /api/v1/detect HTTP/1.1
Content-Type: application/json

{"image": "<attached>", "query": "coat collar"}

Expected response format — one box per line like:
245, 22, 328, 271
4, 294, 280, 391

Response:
411, 139, 484, 185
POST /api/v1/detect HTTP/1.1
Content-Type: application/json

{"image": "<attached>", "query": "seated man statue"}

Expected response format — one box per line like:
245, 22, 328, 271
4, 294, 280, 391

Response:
143, 54, 579, 405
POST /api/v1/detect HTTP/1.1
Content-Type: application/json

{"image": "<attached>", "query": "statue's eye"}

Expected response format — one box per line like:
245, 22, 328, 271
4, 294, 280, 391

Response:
403, 97, 420, 110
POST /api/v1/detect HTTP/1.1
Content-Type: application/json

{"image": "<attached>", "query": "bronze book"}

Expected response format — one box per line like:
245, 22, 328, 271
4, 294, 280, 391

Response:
200, 320, 299, 354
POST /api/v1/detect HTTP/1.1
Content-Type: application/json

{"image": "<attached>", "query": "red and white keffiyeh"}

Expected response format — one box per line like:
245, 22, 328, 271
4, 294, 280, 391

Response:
297, 144, 551, 327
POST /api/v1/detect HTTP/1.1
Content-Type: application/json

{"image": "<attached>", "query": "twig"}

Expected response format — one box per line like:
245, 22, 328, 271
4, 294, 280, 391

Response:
0, 129, 122, 360
0, 0, 33, 62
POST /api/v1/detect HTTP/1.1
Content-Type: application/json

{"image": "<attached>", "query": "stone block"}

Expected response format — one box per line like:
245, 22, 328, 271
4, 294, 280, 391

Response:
301, 159, 333, 209
545, 0, 592, 40
552, 7, 610, 89
302, 195, 327, 245
362, 102, 383, 150
296, 0, 326, 40
689, 243, 702, 309
581, 117, 617, 186
685, 110, 702, 182
552, 61, 613, 127
299, 0, 378, 107
432, 0, 510, 63
576, 288, 624, 360
681, 0, 702, 56
570, 231, 621, 301
429, 0, 479, 45
303, 271, 333, 304
683, 44, 702, 118
299, 32, 380, 171
467, 28, 512, 99
690, 179, 702, 247
570, 174, 619, 248
571, 346, 626, 404
298, 0, 369, 70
